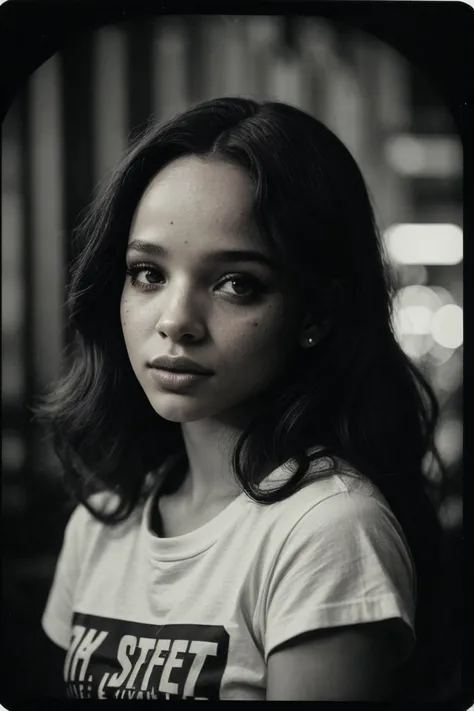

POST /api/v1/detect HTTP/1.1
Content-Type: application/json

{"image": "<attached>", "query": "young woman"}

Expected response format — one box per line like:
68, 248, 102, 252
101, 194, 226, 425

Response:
38, 97, 445, 701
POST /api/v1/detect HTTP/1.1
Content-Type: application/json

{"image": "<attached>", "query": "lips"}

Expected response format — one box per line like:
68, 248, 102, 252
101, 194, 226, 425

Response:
147, 358, 213, 393
148, 355, 214, 376
148, 368, 211, 392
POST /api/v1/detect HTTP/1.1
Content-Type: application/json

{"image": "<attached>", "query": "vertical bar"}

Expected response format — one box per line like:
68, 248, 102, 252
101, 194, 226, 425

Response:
376, 45, 410, 134
267, 53, 304, 108
353, 37, 411, 228
198, 16, 227, 101
323, 32, 356, 145
126, 18, 154, 140
331, 63, 363, 161
245, 16, 281, 100
299, 20, 339, 129
293, 18, 316, 115
61, 34, 95, 268
153, 16, 189, 121
184, 15, 204, 105
18, 85, 36, 512
28, 54, 64, 393
374, 44, 411, 227
2, 102, 25, 407
2, 95, 28, 514
92, 26, 127, 186
220, 16, 248, 96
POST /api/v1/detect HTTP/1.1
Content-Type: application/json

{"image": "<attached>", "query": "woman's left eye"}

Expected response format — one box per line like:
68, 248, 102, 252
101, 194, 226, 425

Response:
216, 275, 263, 299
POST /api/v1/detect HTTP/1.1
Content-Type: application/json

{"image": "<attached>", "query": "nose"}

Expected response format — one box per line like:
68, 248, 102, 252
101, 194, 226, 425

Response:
155, 283, 206, 344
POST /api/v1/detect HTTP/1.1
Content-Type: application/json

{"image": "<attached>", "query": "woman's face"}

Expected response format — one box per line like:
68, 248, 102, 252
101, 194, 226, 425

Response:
120, 155, 303, 423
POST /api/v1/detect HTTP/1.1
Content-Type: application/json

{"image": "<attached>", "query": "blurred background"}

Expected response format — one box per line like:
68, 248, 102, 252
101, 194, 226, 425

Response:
2, 14, 463, 702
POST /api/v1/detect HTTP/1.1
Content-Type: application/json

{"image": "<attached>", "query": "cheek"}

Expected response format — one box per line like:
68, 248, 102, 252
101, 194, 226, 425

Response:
220, 303, 296, 361
120, 299, 127, 329
120, 299, 145, 362
120, 295, 148, 335
120, 297, 132, 337
120, 292, 129, 319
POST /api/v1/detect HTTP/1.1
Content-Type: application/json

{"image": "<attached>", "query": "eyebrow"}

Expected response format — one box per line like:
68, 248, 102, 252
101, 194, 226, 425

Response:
126, 240, 278, 270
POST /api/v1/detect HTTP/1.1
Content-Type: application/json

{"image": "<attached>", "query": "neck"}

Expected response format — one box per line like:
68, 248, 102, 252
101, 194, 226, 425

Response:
178, 411, 249, 507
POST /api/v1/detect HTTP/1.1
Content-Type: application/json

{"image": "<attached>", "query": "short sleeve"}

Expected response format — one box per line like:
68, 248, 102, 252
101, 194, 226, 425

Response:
257, 491, 417, 666
41, 505, 87, 650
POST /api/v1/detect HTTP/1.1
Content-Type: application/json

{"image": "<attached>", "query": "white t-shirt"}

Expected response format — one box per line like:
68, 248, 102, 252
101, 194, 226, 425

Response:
42, 457, 417, 700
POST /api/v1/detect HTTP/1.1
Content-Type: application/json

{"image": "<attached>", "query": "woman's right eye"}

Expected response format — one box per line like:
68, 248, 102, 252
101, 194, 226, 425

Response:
125, 264, 165, 290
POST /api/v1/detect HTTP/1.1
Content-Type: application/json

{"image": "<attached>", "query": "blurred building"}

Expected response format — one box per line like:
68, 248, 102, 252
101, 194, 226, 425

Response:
1, 14, 463, 700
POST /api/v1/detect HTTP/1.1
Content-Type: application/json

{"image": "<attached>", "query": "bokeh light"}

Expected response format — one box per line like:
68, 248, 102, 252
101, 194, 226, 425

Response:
435, 416, 463, 466
431, 304, 463, 349
385, 223, 463, 265
392, 285, 463, 362
385, 134, 462, 178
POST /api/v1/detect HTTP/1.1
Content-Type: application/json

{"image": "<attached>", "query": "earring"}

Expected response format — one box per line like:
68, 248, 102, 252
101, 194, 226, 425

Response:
307, 336, 314, 346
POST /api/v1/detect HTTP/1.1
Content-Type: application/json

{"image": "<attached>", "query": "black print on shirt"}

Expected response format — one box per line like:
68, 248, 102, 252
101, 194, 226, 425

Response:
64, 612, 230, 700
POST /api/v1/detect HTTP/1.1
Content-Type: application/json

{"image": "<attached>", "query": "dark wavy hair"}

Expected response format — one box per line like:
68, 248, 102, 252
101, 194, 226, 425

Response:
36, 97, 448, 699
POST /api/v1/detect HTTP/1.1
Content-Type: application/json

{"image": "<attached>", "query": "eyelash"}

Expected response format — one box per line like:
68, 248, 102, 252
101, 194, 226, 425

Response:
124, 262, 266, 302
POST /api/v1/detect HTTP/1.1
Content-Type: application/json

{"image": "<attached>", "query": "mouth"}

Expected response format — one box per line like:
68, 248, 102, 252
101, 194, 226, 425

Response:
152, 365, 209, 376
148, 356, 214, 377
148, 366, 213, 391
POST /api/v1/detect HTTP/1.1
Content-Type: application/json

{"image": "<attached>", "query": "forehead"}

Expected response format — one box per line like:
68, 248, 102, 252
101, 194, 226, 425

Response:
130, 156, 257, 240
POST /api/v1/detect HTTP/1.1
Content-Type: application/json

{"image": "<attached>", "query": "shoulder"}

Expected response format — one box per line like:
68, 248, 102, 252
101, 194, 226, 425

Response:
252, 460, 417, 677
252, 457, 417, 623
256, 456, 394, 539
264, 459, 415, 577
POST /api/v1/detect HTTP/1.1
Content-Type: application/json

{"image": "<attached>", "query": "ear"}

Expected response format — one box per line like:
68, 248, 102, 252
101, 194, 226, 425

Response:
298, 279, 341, 348
299, 323, 321, 349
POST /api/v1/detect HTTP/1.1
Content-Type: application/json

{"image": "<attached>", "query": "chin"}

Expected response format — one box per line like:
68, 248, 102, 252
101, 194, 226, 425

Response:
147, 393, 220, 423
146, 389, 257, 424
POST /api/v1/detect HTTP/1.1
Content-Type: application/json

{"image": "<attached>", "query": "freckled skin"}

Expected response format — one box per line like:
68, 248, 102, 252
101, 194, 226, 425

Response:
120, 156, 303, 424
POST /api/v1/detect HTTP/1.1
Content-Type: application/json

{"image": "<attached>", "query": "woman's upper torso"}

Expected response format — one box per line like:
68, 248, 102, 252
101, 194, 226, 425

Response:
42, 456, 416, 700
